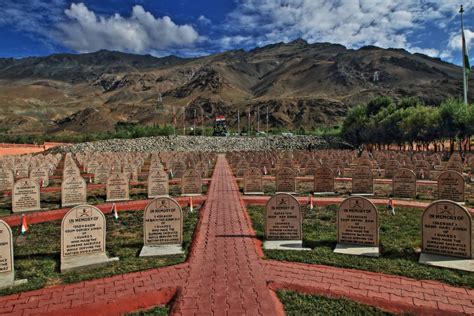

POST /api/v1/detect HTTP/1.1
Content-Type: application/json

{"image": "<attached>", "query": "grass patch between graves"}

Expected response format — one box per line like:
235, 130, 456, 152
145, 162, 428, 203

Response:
248, 205, 474, 288
277, 290, 393, 316
0, 207, 199, 296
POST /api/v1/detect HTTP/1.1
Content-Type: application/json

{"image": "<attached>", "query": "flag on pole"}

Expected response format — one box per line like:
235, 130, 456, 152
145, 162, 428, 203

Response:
111, 203, 119, 220
462, 21, 471, 75
387, 198, 395, 215
189, 196, 194, 213
309, 194, 314, 211
21, 214, 28, 234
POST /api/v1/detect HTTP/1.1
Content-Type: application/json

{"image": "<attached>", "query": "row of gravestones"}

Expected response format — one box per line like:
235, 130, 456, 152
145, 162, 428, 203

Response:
8, 168, 204, 213
263, 194, 473, 272
79, 153, 216, 183
0, 196, 187, 289
242, 166, 467, 202
228, 150, 474, 178
0, 154, 62, 190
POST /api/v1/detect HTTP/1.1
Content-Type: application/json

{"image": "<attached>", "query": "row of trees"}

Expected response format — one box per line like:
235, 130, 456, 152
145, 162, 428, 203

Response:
341, 97, 474, 152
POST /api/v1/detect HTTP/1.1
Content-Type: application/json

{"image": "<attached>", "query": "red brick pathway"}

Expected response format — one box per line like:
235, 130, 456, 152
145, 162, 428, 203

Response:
0, 155, 473, 315
170, 155, 284, 316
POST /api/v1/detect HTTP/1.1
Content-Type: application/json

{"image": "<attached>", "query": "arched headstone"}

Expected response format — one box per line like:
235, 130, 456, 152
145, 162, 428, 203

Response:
0, 169, 14, 192
0, 220, 27, 289
147, 169, 169, 198
244, 167, 263, 195
106, 172, 130, 202
181, 169, 202, 196
438, 171, 464, 202
12, 179, 40, 213
392, 168, 416, 199
334, 196, 380, 257
263, 193, 309, 250
419, 200, 473, 272
61, 176, 87, 207
313, 166, 335, 194
352, 166, 373, 195
139, 197, 184, 257
275, 167, 296, 194
61, 205, 118, 272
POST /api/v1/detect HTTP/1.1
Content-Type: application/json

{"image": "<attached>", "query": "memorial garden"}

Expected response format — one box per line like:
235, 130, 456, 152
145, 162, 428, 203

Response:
0, 146, 472, 315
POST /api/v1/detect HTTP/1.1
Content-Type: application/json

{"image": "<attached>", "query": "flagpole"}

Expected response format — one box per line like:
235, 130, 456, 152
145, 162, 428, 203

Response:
460, 5, 468, 105
237, 109, 240, 135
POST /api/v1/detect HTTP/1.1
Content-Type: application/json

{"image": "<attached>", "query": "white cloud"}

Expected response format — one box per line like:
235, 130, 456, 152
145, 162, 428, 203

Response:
224, 0, 473, 58
56, 3, 200, 53
441, 28, 474, 60
198, 15, 211, 25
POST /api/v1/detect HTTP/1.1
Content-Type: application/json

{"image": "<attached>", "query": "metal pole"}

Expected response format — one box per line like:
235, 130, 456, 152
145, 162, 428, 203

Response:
237, 109, 240, 135
460, 5, 468, 105
173, 107, 176, 136
248, 110, 251, 136
193, 109, 196, 136
183, 108, 186, 136
257, 107, 260, 133
266, 106, 269, 134
201, 108, 204, 136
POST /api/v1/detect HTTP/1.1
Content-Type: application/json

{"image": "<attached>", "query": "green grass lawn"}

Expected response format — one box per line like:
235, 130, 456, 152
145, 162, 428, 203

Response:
0, 207, 199, 296
277, 290, 393, 316
248, 205, 474, 288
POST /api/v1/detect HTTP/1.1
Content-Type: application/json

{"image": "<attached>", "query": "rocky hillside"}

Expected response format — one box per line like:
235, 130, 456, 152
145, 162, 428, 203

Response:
0, 39, 471, 135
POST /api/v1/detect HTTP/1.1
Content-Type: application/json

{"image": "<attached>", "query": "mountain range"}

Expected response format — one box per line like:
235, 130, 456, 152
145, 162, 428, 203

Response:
0, 39, 472, 135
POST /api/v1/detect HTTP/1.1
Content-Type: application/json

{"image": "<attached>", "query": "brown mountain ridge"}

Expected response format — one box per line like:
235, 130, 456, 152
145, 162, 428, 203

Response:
0, 39, 471, 135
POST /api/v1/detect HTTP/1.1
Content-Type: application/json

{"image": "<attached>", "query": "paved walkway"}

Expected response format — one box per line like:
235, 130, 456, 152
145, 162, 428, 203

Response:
0, 155, 473, 315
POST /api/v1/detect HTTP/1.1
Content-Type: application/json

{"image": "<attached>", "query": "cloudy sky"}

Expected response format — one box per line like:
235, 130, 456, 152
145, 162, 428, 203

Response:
0, 0, 473, 65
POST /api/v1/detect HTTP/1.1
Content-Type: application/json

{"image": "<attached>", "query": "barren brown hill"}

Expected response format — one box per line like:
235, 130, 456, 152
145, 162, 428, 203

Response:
0, 39, 472, 135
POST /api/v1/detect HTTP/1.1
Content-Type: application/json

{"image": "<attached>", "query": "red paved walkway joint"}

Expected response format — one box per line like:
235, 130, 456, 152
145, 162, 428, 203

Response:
0, 155, 472, 315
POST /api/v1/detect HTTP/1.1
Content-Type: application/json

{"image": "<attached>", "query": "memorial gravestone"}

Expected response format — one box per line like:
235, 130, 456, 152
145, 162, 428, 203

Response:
106, 172, 130, 202
438, 171, 464, 203
139, 197, 184, 257
30, 167, 49, 187
12, 179, 40, 213
171, 161, 186, 179
0, 220, 27, 289
94, 164, 110, 184
181, 169, 202, 196
0, 169, 13, 192
264, 193, 309, 250
352, 166, 374, 195
384, 160, 400, 179
334, 196, 379, 257
313, 166, 335, 194
61, 205, 118, 272
61, 176, 87, 207
148, 169, 169, 198
419, 200, 473, 272
243, 167, 263, 195
15, 163, 29, 179
392, 168, 417, 199
275, 167, 296, 194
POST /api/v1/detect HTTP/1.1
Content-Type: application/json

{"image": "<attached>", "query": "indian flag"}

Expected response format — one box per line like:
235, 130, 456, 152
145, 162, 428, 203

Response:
189, 197, 194, 213
111, 203, 119, 220
21, 214, 28, 234
462, 28, 471, 75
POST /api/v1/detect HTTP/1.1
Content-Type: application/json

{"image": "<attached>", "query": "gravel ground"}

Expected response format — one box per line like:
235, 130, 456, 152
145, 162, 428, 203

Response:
50, 135, 352, 153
